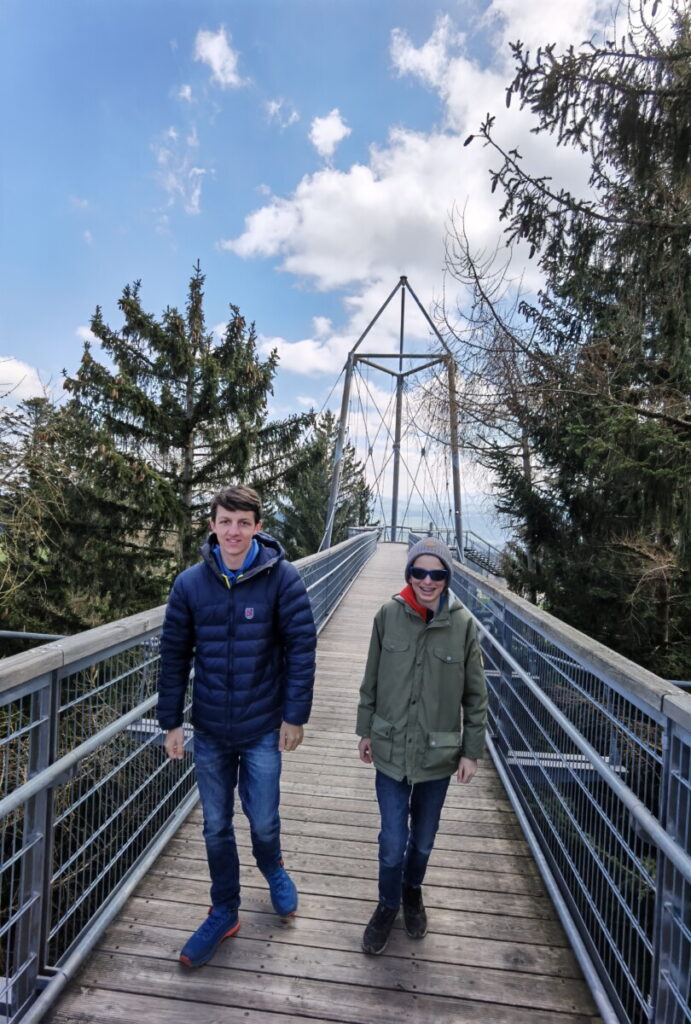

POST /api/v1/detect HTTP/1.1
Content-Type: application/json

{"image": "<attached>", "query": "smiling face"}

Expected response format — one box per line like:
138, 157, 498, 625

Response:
210, 507, 262, 570
408, 554, 448, 613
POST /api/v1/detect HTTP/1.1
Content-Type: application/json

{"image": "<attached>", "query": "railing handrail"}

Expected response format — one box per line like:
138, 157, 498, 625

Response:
0, 693, 158, 821
463, 529, 504, 558
455, 553, 685, 725
472, 615, 691, 884
0, 607, 166, 695
0, 537, 369, 697
407, 533, 684, 715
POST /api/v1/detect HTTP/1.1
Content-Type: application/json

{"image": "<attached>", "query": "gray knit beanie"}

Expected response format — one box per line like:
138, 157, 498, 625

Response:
405, 537, 454, 581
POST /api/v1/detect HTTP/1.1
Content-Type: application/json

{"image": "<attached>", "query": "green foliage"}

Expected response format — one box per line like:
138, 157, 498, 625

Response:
0, 396, 146, 645
265, 410, 373, 560
0, 265, 313, 647
64, 262, 310, 572
458, 1, 691, 677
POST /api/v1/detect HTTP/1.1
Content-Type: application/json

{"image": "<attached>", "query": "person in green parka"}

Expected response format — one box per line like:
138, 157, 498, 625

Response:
356, 537, 488, 955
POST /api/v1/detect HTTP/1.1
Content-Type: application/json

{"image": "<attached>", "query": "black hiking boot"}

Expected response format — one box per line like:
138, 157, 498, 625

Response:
402, 884, 427, 938
362, 903, 398, 955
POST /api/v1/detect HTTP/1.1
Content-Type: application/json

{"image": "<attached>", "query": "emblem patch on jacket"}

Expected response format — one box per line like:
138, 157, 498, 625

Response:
244, 607, 255, 620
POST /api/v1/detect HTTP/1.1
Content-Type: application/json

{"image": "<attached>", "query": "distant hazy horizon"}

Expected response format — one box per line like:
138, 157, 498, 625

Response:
365, 493, 513, 548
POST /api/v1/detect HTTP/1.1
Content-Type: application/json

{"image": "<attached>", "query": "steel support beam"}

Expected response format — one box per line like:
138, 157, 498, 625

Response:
321, 352, 355, 550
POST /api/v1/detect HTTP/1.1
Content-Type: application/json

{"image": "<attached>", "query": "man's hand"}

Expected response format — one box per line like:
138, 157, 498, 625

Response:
457, 757, 478, 784
358, 737, 373, 764
164, 727, 185, 760
279, 722, 304, 752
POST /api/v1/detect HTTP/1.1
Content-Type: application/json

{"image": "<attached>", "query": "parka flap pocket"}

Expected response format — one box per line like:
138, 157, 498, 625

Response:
371, 713, 394, 738
432, 647, 461, 664
423, 730, 462, 771
427, 730, 462, 749
371, 713, 394, 761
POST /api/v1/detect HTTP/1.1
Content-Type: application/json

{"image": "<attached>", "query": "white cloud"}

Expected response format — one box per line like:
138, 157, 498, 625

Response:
69, 195, 90, 211
76, 326, 98, 344
223, 131, 476, 292
258, 332, 352, 376
266, 98, 299, 128
153, 126, 209, 215
297, 394, 318, 408
222, 3, 605, 379
483, 0, 608, 54
312, 316, 332, 338
178, 83, 193, 102
194, 27, 245, 88
309, 109, 351, 160
390, 14, 465, 90
0, 357, 46, 401
83, 230, 93, 245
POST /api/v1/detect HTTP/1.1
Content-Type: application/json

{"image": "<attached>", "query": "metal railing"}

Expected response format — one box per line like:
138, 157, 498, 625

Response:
409, 536, 690, 1024
372, 524, 505, 576
461, 530, 504, 576
0, 531, 377, 1024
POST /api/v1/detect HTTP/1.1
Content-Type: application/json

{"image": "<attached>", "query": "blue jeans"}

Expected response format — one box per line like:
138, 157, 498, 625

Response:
375, 770, 450, 909
193, 727, 283, 911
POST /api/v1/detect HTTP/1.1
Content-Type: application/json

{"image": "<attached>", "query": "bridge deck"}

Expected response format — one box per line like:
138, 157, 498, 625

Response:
48, 543, 601, 1024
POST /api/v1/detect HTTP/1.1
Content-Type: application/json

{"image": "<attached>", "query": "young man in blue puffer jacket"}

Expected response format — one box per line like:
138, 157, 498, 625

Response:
157, 484, 316, 968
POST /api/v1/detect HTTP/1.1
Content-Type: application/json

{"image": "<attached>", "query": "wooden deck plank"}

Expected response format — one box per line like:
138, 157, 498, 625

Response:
51, 954, 600, 1024
88, 921, 592, 1013
46, 543, 602, 1024
165, 831, 541, 877
119, 898, 584, 977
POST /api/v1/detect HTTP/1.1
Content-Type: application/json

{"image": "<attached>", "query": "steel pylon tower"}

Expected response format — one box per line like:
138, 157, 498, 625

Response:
321, 276, 464, 557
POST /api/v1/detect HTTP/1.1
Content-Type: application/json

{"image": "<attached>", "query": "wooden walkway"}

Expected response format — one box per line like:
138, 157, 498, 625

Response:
48, 544, 601, 1024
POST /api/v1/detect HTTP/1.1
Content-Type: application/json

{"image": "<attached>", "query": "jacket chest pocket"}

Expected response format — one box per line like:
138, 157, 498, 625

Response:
432, 647, 461, 670
383, 637, 410, 654
381, 636, 410, 670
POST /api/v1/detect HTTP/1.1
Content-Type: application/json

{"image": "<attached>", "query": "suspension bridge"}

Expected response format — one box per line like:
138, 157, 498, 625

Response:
1, 280, 689, 1024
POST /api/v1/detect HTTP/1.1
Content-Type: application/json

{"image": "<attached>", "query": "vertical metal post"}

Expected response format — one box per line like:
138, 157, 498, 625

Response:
14, 677, 54, 1014
446, 356, 464, 561
650, 718, 685, 1024
321, 353, 355, 550
390, 280, 406, 544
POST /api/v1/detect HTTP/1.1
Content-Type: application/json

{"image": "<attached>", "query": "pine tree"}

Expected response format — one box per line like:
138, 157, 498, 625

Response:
450, 0, 691, 676
40, 264, 311, 626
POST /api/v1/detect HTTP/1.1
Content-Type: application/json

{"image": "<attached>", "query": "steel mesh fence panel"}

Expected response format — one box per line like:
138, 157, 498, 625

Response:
448, 556, 690, 1024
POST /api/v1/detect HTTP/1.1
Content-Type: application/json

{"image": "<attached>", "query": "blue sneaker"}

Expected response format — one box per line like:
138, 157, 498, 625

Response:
264, 861, 298, 917
179, 906, 240, 967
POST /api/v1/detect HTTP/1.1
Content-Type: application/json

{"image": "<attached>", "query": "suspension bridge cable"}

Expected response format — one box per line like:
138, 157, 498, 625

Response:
352, 366, 397, 529
317, 366, 345, 416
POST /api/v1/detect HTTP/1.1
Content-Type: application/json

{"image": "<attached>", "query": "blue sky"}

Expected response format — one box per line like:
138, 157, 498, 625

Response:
1, 0, 620, 537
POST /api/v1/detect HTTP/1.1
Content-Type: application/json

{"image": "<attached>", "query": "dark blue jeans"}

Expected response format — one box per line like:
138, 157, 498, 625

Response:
193, 727, 283, 911
375, 770, 450, 909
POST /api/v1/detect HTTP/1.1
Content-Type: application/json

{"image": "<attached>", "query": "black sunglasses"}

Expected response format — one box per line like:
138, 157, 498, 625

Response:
409, 567, 449, 582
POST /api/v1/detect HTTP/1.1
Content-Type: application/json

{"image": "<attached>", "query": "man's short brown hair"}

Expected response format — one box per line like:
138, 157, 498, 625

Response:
210, 485, 262, 524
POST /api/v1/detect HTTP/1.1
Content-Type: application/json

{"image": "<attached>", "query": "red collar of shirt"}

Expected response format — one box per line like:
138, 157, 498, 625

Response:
399, 583, 432, 622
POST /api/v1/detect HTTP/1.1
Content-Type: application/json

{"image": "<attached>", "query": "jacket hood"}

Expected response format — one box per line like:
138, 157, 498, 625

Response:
201, 530, 285, 582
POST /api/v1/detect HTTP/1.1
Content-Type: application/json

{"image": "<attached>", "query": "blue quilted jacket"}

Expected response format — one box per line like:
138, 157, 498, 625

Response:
157, 532, 316, 743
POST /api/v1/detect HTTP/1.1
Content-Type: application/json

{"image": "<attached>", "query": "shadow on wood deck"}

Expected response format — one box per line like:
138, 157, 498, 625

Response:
47, 543, 601, 1024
